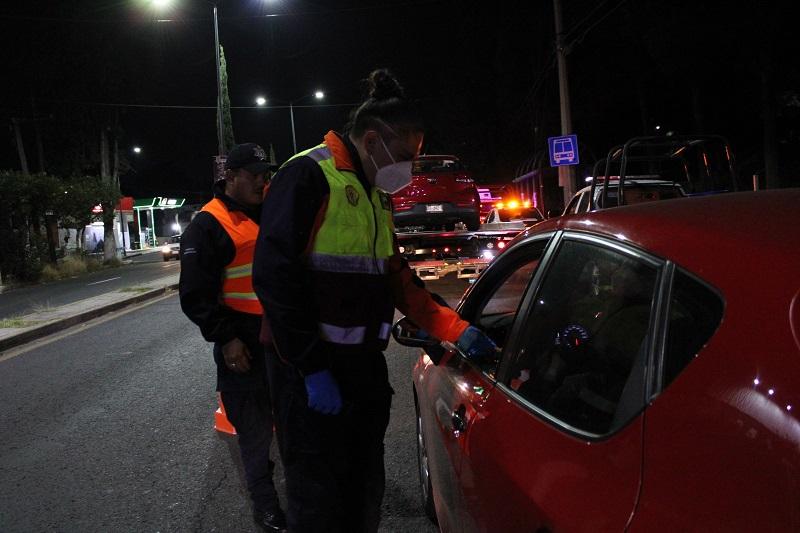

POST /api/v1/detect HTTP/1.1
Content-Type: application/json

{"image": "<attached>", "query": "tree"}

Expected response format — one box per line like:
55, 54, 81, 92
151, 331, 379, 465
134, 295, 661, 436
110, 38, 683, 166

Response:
0, 172, 61, 282
219, 45, 236, 153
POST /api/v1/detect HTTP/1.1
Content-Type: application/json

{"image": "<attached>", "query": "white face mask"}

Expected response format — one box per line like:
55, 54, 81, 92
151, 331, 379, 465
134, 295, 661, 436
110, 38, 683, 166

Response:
370, 135, 413, 194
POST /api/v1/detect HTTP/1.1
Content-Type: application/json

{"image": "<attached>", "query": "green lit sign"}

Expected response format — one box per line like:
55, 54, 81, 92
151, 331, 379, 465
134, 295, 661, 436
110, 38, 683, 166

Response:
133, 197, 186, 209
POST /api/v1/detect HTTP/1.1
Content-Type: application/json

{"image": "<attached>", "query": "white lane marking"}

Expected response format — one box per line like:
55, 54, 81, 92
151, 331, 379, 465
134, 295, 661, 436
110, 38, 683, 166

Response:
87, 276, 122, 286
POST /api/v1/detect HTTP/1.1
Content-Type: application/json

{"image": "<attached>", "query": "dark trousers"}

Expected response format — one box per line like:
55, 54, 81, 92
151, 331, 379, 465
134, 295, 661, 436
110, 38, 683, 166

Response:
221, 388, 281, 515
268, 352, 393, 533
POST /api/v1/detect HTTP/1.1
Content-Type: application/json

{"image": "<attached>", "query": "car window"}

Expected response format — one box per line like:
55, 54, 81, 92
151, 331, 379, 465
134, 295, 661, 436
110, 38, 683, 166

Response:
594, 186, 619, 209
564, 191, 583, 215
576, 190, 591, 212
504, 239, 659, 436
661, 269, 724, 389
463, 240, 547, 380
497, 207, 542, 222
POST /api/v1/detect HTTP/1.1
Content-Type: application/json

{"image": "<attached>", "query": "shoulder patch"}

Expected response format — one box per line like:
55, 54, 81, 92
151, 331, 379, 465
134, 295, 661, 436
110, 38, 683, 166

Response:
345, 185, 360, 206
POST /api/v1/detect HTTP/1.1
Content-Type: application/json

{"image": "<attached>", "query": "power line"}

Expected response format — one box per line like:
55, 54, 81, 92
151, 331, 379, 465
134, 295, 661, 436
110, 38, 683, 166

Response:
566, 0, 629, 49
562, 0, 614, 41
38, 99, 359, 110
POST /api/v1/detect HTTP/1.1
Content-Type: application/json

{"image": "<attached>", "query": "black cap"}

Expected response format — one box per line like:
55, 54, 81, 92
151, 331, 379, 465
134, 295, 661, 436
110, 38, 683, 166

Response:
224, 143, 278, 174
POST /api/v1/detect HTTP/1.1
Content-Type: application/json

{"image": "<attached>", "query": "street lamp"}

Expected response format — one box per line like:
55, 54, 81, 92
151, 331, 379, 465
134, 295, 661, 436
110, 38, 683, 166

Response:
132, 146, 142, 154
289, 90, 325, 154
255, 96, 267, 106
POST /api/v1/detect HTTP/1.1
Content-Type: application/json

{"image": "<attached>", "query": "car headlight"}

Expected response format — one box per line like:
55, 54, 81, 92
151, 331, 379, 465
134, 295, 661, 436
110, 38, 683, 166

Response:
161, 245, 171, 254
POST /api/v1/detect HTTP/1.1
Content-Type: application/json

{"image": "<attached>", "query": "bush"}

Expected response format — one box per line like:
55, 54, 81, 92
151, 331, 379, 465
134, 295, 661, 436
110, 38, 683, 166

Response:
39, 264, 61, 282
59, 255, 89, 277
85, 257, 104, 272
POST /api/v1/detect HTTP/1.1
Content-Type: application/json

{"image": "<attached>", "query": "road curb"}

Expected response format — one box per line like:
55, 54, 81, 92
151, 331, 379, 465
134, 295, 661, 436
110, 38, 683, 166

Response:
0, 283, 179, 353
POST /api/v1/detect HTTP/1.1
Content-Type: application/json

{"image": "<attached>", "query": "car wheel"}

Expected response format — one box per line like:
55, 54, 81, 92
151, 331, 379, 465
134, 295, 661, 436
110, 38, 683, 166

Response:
416, 400, 438, 524
162, 256, 169, 262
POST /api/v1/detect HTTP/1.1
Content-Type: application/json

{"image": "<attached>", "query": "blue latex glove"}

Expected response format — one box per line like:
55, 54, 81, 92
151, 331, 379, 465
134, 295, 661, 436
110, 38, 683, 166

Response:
455, 326, 498, 361
414, 328, 431, 340
304, 370, 343, 415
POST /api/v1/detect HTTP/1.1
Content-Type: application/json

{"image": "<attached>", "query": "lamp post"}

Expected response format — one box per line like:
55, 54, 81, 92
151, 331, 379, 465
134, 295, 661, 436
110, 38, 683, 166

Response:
289, 91, 325, 154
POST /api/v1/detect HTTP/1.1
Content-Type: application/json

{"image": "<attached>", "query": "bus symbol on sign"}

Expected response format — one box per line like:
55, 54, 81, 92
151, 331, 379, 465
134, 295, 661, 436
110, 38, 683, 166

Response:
548, 134, 579, 166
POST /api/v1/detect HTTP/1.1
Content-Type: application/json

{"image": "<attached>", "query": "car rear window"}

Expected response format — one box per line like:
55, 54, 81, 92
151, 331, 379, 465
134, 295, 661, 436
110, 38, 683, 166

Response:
497, 208, 542, 222
413, 159, 463, 173
661, 269, 724, 388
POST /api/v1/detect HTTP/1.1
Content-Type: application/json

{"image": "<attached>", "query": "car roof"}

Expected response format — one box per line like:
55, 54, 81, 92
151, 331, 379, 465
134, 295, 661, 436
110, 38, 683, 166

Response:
415, 154, 460, 160
529, 189, 800, 293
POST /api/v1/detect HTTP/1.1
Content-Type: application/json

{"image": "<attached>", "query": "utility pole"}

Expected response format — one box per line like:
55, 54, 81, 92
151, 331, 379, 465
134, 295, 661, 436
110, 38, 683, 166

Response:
213, 5, 225, 156
553, 0, 575, 203
11, 118, 30, 175
31, 97, 46, 173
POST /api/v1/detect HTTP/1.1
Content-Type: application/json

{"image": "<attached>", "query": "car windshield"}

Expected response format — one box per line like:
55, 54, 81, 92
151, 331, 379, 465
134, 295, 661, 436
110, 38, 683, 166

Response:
169, 235, 181, 244
413, 159, 463, 173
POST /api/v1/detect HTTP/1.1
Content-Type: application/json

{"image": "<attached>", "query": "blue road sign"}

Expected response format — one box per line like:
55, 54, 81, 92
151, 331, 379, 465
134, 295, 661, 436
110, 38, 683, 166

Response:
548, 134, 580, 166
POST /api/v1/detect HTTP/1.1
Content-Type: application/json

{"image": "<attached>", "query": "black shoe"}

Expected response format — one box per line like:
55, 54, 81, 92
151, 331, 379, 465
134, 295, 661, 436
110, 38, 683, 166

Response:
253, 509, 287, 532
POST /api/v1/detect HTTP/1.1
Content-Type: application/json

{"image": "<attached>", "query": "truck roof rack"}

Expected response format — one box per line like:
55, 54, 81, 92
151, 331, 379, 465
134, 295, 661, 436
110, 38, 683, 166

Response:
589, 134, 738, 211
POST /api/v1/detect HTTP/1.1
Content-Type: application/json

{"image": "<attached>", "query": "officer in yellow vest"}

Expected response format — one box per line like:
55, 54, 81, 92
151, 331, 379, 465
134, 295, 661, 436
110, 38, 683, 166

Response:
179, 143, 286, 532
253, 70, 496, 532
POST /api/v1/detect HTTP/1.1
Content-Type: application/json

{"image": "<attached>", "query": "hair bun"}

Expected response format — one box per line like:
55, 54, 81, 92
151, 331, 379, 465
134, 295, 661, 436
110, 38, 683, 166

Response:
367, 69, 405, 101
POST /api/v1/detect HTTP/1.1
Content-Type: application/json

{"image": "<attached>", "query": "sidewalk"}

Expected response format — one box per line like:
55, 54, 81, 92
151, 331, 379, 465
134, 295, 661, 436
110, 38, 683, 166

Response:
0, 272, 179, 353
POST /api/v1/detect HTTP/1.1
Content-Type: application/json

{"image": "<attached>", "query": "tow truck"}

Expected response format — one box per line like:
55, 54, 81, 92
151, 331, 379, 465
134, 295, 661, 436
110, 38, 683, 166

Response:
395, 217, 526, 281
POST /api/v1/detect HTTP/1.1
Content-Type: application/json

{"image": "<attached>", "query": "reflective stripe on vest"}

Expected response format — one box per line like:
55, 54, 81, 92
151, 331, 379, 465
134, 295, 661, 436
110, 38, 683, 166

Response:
200, 198, 263, 315
225, 263, 252, 279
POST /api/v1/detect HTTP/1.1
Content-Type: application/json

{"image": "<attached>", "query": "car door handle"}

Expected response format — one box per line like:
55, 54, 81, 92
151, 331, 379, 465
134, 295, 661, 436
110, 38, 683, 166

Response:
451, 404, 467, 433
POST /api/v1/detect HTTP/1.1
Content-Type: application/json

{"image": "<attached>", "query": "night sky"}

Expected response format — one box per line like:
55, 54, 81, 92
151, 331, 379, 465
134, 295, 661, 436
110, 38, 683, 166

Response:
2, 1, 798, 202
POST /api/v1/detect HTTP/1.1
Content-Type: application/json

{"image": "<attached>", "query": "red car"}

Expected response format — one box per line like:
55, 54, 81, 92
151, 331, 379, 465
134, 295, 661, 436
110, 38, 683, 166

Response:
392, 155, 481, 231
394, 190, 800, 532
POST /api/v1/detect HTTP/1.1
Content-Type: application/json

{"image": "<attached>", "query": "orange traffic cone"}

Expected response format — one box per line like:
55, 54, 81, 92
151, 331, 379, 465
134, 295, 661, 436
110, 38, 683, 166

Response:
214, 393, 237, 435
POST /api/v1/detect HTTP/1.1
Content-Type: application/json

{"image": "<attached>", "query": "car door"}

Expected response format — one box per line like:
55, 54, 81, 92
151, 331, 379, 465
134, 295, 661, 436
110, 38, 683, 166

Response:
414, 347, 471, 532
416, 236, 549, 531
457, 232, 664, 532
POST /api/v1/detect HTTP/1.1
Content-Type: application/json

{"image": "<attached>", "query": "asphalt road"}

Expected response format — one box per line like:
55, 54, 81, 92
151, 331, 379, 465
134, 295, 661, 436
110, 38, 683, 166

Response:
0, 251, 179, 320
0, 277, 470, 532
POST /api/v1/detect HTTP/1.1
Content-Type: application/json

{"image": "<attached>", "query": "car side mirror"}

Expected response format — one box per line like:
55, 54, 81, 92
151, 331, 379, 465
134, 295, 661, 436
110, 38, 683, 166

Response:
392, 316, 441, 348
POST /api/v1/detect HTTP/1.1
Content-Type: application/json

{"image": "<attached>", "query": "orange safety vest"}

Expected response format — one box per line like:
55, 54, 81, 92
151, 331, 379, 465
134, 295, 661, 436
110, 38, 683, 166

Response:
200, 198, 263, 315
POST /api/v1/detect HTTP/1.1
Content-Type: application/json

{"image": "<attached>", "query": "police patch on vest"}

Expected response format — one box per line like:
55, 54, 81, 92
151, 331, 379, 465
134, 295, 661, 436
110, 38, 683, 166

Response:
345, 185, 360, 206
378, 191, 391, 210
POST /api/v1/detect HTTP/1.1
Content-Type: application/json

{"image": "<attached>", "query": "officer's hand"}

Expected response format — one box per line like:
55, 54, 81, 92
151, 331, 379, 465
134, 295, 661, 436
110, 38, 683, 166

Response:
304, 370, 343, 415
455, 326, 498, 362
222, 338, 252, 373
